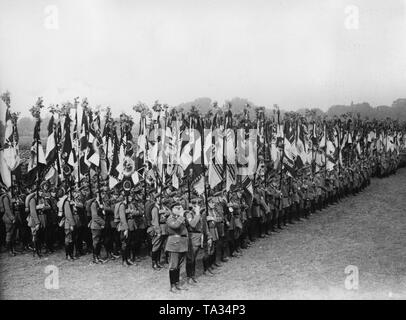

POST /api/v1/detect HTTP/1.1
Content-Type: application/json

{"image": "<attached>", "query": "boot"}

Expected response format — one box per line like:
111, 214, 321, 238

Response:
7, 242, 16, 256
152, 251, 162, 270
69, 243, 76, 260
203, 258, 214, 276
92, 252, 100, 264
283, 213, 288, 226
186, 262, 193, 279
174, 269, 188, 291
35, 241, 42, 258
66, 244, 71, 260
92, 245, 99, 263
169, 270, 178, 293
277, 216, 283, 229
122, 248, 133, 266
288, 211, 295, 224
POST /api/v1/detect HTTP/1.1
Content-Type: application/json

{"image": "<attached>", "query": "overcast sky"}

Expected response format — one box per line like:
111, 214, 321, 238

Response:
1, 0, 406, 118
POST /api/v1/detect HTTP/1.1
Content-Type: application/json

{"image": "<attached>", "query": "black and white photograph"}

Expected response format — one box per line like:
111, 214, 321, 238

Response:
0, 0, 406, 303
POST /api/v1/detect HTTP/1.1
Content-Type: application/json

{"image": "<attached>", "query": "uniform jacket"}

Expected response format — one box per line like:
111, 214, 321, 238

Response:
165, 214, 189, 253
63, 199, 76, 230
90, 200, 105, 230
116, 202, 128, 232
1, 193, 15, 224
28, 195, 40, 228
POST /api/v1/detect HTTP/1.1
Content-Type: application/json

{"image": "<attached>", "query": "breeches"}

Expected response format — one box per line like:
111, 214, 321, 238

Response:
5, 223, 15, 242
169, 251, 186, 271
91, 229, 102, 246
151, 233, 166, 253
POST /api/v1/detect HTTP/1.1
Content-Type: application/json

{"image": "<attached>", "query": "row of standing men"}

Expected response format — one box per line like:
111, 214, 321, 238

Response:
0, 153, 402, 291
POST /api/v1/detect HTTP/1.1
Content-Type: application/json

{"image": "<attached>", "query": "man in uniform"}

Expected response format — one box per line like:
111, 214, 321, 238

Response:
27, 186, 50, 258
166, 200, 189, 292
130, 191, 146, 263
56, 187, 76, 260
0, 184, 16, 256
207, 196, 221, 268
185, 196, 213, 283
90, 193, 106, 264
43, 183, 57, 254
281, 177, 290, 227
74, 184, 90, 256
115, 193, 134, 266
148, 195, 169, 270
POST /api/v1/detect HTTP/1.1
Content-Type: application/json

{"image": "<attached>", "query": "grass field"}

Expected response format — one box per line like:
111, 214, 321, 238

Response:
1, 168, 406, 300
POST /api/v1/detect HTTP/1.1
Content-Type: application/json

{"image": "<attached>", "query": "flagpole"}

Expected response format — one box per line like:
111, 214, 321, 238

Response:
187, 114, 192, 203
143, 115, 148, 209
324, 120, 327, 180
55, 111, 61, 178
278, 108, 284, 191
75, 98, 81, 187
200, 116, 209, 248
9, 108, 15, 199
96, 112, 102, 202
32, 99, 43, 200
338, 119, 341, 176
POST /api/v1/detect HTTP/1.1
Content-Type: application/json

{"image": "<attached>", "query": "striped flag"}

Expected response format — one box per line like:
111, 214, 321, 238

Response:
2, 102, 20, 171
27, 119, 46, 173
45, 115, 57, 164
190, 117, 205, 195
283, 120, 297, 177
208, 120, 223, 189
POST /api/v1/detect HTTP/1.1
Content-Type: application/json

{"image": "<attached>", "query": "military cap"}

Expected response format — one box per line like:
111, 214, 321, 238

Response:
170, 200, 182, 209
190, 197, 202, 204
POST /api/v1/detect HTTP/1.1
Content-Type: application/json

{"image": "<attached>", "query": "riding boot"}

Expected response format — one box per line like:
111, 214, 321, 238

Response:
35, 240, 42, 258
156, 250, 163, 268
169, 270, 178, 292
7, 242, 16, 256
152, 251, 162, 269
69, 243, 75, 260
125, 247, 133, 265
186, 261, 193, 279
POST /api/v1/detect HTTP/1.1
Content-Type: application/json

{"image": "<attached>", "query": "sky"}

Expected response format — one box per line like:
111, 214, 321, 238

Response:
1, 0, 406, 119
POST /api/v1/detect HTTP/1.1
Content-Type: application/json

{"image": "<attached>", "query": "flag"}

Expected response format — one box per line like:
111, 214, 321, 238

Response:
190, 118, 205, 195
179, 120, 194, 171
295, 120, 307, 170
109, 128, 121, 189
326, 126, 337, 171
225, 128, 236, 191
45, 115, 57, 164
60, 113, 74, 175
283, 120, 297, 177
208, 123, 223, 189
87, 111, 102, 167
79, 108, 90, 175
27, 119, 46, 173
2, 104, 20, 172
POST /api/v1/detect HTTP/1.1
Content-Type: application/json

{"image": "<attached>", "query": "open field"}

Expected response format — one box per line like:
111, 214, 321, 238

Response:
1, 168, 406, 300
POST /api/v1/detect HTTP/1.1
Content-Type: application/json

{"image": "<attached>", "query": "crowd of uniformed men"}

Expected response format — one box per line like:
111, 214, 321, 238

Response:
0, 149, 403, 292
